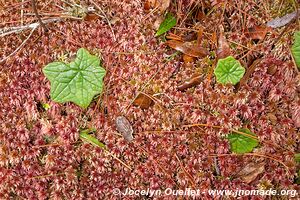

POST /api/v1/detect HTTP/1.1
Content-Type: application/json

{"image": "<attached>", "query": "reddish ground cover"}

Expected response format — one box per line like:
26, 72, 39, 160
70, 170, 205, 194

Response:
0, 0, 299, 199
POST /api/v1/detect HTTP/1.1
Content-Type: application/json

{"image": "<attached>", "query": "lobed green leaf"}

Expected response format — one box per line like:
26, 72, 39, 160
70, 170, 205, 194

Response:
43, 48, 106, 108
214, 56, 245, 85
291, 31, 300, 69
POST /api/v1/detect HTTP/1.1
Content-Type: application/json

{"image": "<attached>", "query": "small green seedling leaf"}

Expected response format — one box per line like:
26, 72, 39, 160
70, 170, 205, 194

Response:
295, 153, 300, 163
42, 103, 51, 110
291, 31, 300, 69
296, 170, 300, 185
214, 56, 245, 85
79, 129, 132, 170
80, 129, 106, 149
155, 13, 176, 37
43, 48, 106, 109
227, 128, 258, 154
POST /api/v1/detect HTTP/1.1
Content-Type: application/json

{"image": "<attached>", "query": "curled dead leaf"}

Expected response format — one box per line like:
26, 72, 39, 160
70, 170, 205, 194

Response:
246, 25, 270, 40
166, 40, 209, 58
177, 75, 202, 91
182, 32, 197, 42
115, 116, 134, 142
133, 93, 154, 109
236, 162, 265, 184
216, 29, 231, 59
236, 58, 262, 90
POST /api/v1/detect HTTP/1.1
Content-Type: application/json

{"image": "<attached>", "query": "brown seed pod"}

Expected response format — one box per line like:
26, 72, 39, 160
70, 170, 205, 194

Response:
115, 116, 134, 142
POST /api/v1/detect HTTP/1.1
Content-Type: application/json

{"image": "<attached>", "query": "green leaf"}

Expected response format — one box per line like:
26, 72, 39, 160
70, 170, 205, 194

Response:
295, 170, 300, 185
214, 56, 245, 85
80, 129, 106, 149
291, 31, 300, 69
155, 13, 176, 37
227, 128, 258, 154
43, 48, 106, 108
295, 153, 300, 163
42, 103, 51, 110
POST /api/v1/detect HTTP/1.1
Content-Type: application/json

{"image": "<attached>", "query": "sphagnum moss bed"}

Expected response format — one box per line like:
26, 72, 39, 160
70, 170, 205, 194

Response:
0, 0, 299, 199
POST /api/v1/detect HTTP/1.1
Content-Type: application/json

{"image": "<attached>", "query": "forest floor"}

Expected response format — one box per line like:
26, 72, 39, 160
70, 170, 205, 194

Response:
0, 0, 299, 199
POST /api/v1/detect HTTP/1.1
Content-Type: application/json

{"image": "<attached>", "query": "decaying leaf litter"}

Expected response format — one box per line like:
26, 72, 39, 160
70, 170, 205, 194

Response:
0, 0, 299, 199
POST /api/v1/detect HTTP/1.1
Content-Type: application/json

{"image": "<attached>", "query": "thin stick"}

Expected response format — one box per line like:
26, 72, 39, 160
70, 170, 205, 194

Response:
21, 0, 24, 26
90, 0, 116, 41
0, 26, 37, 64
175, 154, 196, 189
31, 0, 48, 32
0, 18, 61, 37
104, 149, 132, 170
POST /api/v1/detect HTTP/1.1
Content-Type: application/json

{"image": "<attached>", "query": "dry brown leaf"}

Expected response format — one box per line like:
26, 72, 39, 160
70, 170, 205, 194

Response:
182, 32, 197, 42
157, 0, 171, 12
166, 40, 209, 58
144, 0, 151, 11
84, 13, 99, 21
236, 162, 265, 184
246, 25, 270, 40
177, 75, 202, 91
236, 58, 262, 90
197, 11, 206, 21
149, 0, 171, 12
217, 26, 231, 59
133, 93, 154, 109
115, 116, 134, 142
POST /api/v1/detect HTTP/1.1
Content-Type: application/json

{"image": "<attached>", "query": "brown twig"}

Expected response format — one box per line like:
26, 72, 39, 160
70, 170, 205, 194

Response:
0, 26, 37, 64
235, 58, 263, 91
175, 153, 196, 189
31, 0, 48, 32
